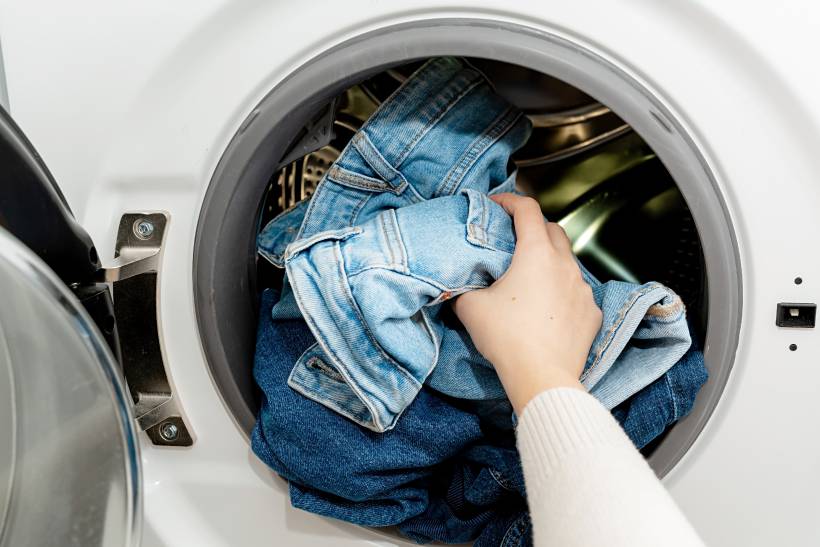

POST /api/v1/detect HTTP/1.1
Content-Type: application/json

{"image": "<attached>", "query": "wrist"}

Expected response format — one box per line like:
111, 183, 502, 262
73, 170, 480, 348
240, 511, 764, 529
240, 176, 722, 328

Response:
495, 361, 585, 415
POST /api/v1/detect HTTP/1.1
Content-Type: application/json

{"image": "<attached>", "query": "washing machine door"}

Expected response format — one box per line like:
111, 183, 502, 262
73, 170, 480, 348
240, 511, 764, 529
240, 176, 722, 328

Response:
0, 108, 141, 547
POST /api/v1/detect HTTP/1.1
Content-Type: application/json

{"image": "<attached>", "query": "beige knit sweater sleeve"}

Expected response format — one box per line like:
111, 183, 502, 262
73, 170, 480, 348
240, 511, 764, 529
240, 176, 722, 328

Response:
516, 388, 705, 547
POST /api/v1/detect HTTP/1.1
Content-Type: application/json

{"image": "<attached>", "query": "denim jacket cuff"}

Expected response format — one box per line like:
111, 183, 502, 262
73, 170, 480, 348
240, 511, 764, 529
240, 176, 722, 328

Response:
584, 282, 690, 409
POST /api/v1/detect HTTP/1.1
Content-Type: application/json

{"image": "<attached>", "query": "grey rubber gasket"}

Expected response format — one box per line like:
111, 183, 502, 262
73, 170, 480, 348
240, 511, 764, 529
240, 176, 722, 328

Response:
193, 18, 741, 477
0, 37, 8, 111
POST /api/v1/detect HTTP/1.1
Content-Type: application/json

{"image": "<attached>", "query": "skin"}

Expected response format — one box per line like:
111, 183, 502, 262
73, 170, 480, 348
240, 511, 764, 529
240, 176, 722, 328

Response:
452, 193, 603, 415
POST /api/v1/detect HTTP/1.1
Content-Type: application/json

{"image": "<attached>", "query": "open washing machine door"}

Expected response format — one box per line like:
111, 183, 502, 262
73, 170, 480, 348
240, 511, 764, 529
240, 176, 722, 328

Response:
0, 108, 141, 547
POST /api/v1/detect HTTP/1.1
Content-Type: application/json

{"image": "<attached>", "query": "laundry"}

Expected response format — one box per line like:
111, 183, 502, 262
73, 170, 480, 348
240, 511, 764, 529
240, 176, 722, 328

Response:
251, 289, 708, 546
258, 56, 693, 433
251, 54, 710, 547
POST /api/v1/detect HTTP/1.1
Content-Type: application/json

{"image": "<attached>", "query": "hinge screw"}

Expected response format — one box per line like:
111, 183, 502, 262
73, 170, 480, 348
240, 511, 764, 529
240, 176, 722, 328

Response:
159, 421, 179, 441
134, 219, 155, 240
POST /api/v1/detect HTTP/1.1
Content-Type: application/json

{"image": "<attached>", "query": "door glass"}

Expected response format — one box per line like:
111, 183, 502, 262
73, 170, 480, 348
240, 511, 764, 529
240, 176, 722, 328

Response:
0, 228, 140, 547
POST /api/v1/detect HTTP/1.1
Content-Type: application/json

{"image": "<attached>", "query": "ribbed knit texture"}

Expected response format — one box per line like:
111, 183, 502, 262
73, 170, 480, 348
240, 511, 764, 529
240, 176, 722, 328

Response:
517, 388, 706, 547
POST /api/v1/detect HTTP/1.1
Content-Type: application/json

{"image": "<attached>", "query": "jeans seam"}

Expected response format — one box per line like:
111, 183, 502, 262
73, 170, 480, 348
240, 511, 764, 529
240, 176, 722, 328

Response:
438, 107, 524, 196
394, 76, 484, 167
288, 246, 387, 430
379, 212, 397, 267
362, 57, 455, 136
352, 131, 409, 194
500, 515, 528, 547
386, 209, 409, 270
664, 372, 681, 421
305, 355, 344, 383
349, 193, 372, 227
327, 165, 403, 194
488, 468, 516, 492
287, 364, 374, 429
581, 283, 660, 382
331, 243, 422, 389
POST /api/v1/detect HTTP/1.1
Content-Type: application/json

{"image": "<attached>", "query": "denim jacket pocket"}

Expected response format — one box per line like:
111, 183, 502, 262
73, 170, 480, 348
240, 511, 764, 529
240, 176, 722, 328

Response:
326, 163, 407, 196
284, 225, 363, 261
463, 189, 515, 254
287, 343, 375, 428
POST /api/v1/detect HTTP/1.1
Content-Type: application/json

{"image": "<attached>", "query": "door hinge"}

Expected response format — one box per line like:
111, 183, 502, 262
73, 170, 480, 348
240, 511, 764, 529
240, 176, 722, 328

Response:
104, 212, 193, 447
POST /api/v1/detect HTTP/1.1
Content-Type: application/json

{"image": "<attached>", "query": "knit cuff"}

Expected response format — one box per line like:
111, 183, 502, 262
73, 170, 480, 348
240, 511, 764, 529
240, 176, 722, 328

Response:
517, 388, 630, 477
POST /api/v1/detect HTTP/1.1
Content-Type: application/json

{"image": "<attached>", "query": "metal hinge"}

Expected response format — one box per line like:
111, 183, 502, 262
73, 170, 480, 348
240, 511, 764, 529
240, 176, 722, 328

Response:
104, 212, 193, 446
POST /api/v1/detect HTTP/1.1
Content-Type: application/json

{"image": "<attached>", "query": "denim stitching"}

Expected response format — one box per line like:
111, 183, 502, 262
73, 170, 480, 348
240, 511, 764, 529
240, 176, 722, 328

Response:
352, 132, 409, 193
664, 372, 681, 421
294, 179, 326, 240
480, 192, 488, 240
346, 264, 487, 303
379, 212, 397, 267
386, 209, 409, 271
644, 293, 685, 321
397, 269, 490, 294
257, 246, 281, 267
416, 307, 442, 387
288, 247, 386, 431
329, 243, 422, 389
305, 356, 345, 383
288, 363, 373, 428
394, 76, 484, 168
365, 57, 458, 131
500, 515, 529, 547
345, 262, 409, 277
394, 71, 483, 165
488, 468, 516, 492
327, 165, 402, 194
438, 107, 524, 196
580, 283, 659, 382
466, 224, 514, 254
284, 227, 362, 260
349, 193, 372, 227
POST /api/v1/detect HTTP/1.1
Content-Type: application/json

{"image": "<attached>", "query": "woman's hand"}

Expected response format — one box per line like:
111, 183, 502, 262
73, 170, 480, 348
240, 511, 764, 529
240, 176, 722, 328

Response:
452, 193, 602, 414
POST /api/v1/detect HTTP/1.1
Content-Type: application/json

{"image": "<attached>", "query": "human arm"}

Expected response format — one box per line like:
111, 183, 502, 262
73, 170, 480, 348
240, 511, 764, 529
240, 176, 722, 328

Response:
453, 193, 705, 547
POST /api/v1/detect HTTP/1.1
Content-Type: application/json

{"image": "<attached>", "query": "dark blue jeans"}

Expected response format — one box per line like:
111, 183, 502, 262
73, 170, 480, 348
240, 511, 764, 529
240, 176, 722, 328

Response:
252, 289, 707, 545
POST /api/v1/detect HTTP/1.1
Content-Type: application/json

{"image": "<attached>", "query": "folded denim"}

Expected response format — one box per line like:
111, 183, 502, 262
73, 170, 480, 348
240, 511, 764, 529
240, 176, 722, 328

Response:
612, 329, 709, 449
252, 289, 707, 546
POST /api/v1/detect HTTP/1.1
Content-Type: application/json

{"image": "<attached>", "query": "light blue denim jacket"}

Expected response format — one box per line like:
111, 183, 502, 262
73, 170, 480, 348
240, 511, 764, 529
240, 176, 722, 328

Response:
258, 57, 691, 432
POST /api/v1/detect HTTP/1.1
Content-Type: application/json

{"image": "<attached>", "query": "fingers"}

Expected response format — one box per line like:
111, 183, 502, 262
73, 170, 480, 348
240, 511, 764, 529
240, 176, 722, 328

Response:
491, 193, 573, 257
545, 222, 572, 256
490, 193, 548, 247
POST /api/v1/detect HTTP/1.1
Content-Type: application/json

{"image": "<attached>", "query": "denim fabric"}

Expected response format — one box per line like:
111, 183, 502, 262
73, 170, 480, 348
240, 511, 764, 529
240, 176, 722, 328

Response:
253, 290, 707, 546
258, 56, 693, 432
252, 289, 530, 543
278, 189, 690, 432
398, 444, 530, 546
252, 289, 483, 526
612, 338, 709, 449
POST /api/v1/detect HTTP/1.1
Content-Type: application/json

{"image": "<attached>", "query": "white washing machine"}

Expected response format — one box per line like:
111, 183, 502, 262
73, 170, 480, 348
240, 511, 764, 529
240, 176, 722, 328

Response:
0, 1, 818, 546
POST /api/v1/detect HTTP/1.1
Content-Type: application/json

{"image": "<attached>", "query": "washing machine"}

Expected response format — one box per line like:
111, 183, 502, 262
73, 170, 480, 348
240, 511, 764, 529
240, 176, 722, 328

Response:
0, 1, 818, 546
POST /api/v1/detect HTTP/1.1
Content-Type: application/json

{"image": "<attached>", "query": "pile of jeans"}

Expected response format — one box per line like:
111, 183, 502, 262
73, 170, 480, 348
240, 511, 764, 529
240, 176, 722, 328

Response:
252, 57, 708, 546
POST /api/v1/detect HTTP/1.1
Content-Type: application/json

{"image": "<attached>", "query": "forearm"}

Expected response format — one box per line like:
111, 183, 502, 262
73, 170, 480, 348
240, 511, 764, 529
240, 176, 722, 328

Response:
517, 388, 705, 547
